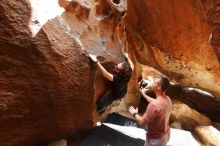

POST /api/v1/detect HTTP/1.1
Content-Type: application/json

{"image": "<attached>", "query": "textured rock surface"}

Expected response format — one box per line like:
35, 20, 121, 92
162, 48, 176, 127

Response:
195, 126, 220, 146
0, 0, 97, 146
126, 0, 220, 101
0, 0, 136, 145
201, 0, 220, 62
168, 84, 220, 122
170, 100, 211, 131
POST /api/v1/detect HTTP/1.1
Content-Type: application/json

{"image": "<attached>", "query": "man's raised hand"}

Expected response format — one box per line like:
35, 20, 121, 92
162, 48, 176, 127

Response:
128, 106, 138, 115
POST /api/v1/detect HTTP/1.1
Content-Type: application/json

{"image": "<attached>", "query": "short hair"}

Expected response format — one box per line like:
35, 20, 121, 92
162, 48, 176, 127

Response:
159, 77, 170, 92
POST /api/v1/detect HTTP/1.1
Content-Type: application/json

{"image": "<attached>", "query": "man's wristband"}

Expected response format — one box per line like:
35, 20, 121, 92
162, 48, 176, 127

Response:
133, 113, 138, 118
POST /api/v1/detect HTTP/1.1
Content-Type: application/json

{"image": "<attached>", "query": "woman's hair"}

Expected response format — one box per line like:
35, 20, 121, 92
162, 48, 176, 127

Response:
118, 61, 132, 81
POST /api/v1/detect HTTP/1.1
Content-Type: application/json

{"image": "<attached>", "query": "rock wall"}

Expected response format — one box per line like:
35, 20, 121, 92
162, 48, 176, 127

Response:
0, 0, 131, 145
0, 0, 98, 145
201, 0, 220, 62
126, 0, 220, 101
0, 0, 142, 145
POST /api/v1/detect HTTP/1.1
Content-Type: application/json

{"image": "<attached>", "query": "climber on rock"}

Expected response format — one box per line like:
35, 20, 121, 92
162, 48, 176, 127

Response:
89, 52, 134, 113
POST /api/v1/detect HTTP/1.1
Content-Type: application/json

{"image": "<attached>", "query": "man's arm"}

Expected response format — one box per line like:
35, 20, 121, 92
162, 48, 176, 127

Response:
97, 61, 113, 81
128, 106, 147, 126
139, 87, 155, 103
134, 114, 146, 126
124, 53, 134, 71
129, 104, 157, 126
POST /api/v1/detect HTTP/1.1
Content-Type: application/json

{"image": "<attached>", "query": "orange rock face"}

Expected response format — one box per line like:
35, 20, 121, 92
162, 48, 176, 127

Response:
170, 100, 212, 131
126, 0, 220, 100
201, 0, 220, 62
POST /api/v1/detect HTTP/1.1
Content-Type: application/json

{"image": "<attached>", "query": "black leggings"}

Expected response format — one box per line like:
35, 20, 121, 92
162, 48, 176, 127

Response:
96, 92, 126, 108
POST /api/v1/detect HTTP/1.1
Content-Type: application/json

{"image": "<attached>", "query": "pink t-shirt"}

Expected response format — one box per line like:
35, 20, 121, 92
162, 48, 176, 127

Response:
143, 96, 172, 139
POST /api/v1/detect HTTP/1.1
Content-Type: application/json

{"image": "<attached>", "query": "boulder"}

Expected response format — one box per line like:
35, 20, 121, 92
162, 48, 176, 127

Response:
195, 126, 220, 146
126, 0, 220, 100
0, 0, 129, 145
170, 100, 211, 131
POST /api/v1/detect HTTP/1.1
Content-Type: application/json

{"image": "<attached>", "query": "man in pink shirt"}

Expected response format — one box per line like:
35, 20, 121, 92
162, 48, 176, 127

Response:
129, 77, 172, 146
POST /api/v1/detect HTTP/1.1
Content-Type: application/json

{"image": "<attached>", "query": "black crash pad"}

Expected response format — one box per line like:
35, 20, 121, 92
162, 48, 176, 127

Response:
76, 125, 144, 146
105, 113, 145, 129
75, 113, 145, 146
